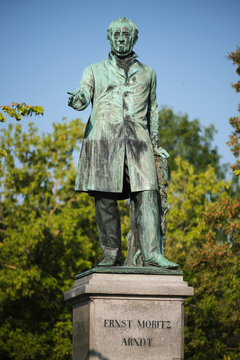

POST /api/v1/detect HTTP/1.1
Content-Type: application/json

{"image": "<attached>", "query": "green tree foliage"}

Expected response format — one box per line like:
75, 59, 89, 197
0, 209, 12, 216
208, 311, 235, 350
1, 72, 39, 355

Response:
0, 102, 44, 157
165, 158, 230, 265
0, 105, 238, 359
164, 158, 240, 359
163, 49, 240, 357
0, 103, 44, 123
0, 118, 129, 360
0, 119, 97, 359
227, 47, 240, 175
158, 107, 223, 177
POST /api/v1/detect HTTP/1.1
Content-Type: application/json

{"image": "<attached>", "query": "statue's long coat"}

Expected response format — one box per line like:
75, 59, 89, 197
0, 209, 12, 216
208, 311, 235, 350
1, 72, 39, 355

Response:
72, 53, 160, 198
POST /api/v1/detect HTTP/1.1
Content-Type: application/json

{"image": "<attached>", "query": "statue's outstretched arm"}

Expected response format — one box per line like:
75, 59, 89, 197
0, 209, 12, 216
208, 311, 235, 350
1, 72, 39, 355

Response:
68, 65, 94, 111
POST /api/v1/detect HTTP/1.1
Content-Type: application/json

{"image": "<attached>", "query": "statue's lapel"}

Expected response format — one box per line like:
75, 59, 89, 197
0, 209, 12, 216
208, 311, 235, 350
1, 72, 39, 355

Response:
107, 52, 140, 80
108, 53, 125, 78
128, 61, 141, 79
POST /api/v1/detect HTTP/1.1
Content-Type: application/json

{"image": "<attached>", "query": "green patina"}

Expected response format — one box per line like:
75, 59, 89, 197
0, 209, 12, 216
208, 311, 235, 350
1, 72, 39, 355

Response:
68, 17, 178, 270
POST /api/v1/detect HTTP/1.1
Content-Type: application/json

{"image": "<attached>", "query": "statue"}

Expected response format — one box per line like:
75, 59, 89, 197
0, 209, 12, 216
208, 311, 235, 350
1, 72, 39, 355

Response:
68, 17, 178, 269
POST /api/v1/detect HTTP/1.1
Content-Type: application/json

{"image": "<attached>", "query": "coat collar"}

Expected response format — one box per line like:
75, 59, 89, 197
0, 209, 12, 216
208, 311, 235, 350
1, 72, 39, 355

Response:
107, 52, 140, 79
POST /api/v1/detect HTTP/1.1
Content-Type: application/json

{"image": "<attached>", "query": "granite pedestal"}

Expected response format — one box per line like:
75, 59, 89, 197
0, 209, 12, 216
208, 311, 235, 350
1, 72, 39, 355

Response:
64, 267, 194, 360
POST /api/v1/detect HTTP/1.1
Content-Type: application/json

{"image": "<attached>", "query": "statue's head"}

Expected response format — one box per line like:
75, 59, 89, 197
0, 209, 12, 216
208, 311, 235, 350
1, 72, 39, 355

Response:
107, 17, 138, 57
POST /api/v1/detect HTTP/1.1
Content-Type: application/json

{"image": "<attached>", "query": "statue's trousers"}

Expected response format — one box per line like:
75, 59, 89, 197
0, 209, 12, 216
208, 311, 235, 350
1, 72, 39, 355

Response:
94, 190, 162, 263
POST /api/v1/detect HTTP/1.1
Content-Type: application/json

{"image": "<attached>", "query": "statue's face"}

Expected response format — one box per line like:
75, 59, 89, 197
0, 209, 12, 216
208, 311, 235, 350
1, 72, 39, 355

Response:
109, 24, 134, 57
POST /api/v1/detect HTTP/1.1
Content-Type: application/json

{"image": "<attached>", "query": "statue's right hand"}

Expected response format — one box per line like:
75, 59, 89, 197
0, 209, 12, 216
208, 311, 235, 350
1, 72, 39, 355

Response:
67, 90, 87, 108
67, 91, 75, 108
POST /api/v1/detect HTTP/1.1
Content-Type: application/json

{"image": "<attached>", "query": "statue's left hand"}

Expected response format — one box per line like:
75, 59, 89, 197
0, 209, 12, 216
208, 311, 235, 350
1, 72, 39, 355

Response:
154, 146, 170, 158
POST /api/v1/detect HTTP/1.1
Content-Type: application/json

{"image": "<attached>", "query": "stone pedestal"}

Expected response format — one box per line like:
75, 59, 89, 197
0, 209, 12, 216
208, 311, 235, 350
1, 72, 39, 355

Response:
64, 267, 194, 360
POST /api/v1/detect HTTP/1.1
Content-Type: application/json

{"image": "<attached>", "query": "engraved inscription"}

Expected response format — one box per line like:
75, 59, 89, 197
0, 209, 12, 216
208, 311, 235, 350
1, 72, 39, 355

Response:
103, 319, 171, 329
104, 319, 133, 328
122, 338, 152, 346
137, 320, 171, 329
103, 319, 172, 347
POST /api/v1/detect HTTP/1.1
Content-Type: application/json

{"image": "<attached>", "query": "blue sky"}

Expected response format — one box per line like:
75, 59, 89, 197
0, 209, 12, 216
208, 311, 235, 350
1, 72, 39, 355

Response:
0, 0, 239, 172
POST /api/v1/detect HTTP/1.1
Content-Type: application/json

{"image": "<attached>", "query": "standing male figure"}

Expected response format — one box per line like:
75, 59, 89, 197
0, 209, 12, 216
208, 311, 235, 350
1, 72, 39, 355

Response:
68, 17, 178, 269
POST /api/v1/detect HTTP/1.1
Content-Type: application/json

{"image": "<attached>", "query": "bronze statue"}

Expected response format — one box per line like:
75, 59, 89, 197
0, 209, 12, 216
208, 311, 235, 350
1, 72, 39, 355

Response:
68, 17, 178, 269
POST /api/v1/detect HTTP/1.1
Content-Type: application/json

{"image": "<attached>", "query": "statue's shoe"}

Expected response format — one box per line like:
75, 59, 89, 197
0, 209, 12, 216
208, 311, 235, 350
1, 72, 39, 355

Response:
98, 257, 122, 267
143, 255, 179, 269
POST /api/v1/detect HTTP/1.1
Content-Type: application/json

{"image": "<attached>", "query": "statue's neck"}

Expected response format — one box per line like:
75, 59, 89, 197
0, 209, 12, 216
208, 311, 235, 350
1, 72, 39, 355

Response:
111, 51, 136, 76
112, 51, 134, 61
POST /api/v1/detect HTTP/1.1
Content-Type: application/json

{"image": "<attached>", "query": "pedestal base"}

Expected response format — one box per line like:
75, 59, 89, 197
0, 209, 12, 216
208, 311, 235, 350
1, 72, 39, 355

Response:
64, 267, 194, 360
